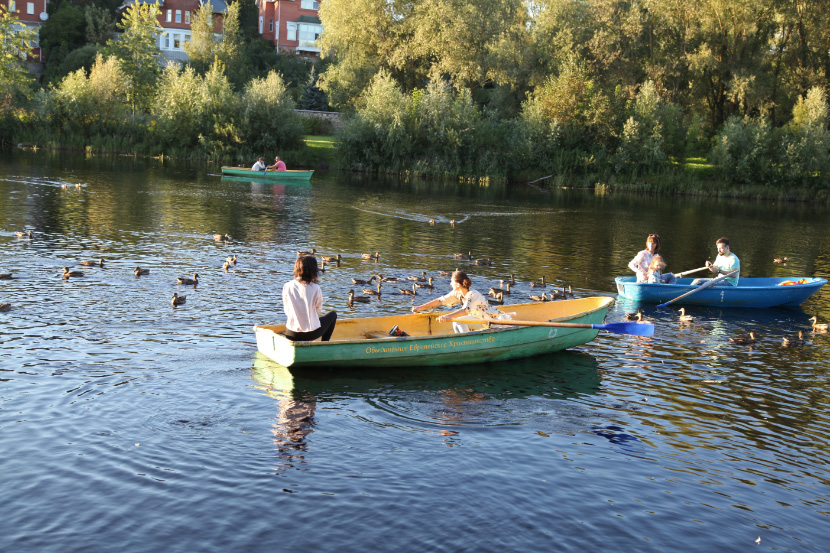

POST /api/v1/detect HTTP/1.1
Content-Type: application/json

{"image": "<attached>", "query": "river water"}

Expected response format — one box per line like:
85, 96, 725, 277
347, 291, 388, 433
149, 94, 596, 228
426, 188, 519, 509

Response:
1, 150, 829, 552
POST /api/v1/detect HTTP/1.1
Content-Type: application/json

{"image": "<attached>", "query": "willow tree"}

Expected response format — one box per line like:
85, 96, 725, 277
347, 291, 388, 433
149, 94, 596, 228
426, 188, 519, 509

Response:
103, 1, 163, 114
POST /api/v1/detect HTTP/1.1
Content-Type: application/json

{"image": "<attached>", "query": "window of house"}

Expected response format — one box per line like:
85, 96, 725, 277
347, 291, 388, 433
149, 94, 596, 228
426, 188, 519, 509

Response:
166, 9, 172, 22
9, 0, 16, 12
298, 23, 322, 48
185, 11, 190, 24
300, 0, 318, 10
274, 20, 279, 40
286, 22, 297, 41
175, 10, 181, 23
269, 19, 273, 33
162, 35, 170, 49
173, 33, 181, 49
27, 2, 34, 14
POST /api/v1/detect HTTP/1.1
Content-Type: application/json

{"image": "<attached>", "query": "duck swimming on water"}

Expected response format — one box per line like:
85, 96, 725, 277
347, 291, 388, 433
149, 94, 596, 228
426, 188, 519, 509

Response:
809, 316, 828, 333
177, 273, 199, 286
730, 332, 756, 345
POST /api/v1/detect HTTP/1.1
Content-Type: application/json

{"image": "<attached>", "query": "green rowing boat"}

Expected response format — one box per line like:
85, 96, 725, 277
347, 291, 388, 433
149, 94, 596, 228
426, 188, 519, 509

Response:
253, 297, 616, 369
221, 167, 314, 181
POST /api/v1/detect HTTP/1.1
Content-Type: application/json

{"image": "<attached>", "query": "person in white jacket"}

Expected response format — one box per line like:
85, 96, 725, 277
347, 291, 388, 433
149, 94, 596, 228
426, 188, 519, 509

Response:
282, 255, 337, 341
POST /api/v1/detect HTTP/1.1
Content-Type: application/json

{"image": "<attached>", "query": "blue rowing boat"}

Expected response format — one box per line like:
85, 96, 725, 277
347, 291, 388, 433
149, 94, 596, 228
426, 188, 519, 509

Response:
615, 276, 827, 308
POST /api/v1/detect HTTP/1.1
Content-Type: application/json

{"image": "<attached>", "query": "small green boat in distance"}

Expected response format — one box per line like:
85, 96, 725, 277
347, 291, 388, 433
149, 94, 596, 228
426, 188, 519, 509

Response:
253, 297, 617, 369
221, 166, 314, 181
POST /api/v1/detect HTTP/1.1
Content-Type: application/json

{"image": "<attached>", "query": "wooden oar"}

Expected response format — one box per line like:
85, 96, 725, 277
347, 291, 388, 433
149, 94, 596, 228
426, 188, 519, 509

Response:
656, 268, 739, 308
452, 317, 654, 336
674, 266, 709, 278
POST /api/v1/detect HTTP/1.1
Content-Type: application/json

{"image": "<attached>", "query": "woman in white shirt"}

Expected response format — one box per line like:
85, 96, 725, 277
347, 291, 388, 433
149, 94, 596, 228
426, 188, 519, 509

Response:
411, 270, 507, 333
628, 233, 661, 282
282, 255, 337, 341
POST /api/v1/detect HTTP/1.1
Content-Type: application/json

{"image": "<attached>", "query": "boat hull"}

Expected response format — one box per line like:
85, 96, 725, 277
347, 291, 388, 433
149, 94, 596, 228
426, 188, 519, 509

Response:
220, 167, 313, 181
615, 276, 827, 308
253, 297, 614, 369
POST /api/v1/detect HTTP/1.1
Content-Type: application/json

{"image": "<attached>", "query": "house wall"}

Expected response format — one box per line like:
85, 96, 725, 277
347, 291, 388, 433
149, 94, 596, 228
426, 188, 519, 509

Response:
257, 0, 321, 58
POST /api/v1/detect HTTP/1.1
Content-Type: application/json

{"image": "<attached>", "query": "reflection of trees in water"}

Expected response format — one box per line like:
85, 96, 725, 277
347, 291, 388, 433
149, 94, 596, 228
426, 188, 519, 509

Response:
271, 392, 316, 464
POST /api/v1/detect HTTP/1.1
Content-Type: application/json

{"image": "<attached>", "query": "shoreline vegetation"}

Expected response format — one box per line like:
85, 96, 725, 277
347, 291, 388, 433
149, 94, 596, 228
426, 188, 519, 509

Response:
3, 1, 830, 203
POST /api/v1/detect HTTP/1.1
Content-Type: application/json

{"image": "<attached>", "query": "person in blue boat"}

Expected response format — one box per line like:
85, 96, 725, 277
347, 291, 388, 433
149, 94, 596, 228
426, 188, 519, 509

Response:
268, 155, 287, 172
629, 234, 676, 283
252, 156, 266, 171
282, 255, 337, 341
411, 270, 509, 333
692, 237, 740, 286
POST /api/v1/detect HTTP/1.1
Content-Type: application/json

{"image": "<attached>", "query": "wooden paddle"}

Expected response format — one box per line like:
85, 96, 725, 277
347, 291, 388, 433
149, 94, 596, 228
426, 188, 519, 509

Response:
656, 268, 739, 308
452, 317, 654, 336
674, 266, 709, 278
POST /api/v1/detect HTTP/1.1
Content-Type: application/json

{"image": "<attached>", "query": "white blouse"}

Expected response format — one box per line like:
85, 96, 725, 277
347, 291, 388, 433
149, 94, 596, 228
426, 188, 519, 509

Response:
282, 279, 322, 332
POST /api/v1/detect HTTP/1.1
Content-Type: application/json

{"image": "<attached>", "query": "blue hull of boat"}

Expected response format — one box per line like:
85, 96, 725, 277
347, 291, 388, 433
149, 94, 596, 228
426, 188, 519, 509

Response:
615, 276, 827, 308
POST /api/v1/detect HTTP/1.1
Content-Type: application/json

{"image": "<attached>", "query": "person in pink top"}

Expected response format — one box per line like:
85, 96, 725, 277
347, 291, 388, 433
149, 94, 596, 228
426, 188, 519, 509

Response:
267, 155, 287, 172
282, 255, 337, 341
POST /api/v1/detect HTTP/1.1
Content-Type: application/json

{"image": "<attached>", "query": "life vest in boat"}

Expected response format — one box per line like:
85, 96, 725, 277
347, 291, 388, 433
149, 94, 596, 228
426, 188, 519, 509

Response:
778, 279, 809, 286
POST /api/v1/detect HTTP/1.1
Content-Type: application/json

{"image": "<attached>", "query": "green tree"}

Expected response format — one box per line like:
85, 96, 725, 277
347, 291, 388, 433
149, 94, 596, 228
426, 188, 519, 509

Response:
103, 1, 162, 114
185, 0, 216, 74
217, 0, 246, 87
38, 2, 87, 86
0, 5, 36, 113
241, 71, 304, 154
782, 86, 830, 184
86, 4, 115, 45
152, 63, 208, 147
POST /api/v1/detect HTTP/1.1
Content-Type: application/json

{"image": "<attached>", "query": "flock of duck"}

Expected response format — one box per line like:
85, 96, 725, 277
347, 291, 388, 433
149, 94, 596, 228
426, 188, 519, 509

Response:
624, 306, 828, 346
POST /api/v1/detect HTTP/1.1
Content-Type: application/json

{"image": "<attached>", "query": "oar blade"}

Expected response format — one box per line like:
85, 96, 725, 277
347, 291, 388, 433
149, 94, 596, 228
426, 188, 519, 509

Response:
595, 322, 655, 336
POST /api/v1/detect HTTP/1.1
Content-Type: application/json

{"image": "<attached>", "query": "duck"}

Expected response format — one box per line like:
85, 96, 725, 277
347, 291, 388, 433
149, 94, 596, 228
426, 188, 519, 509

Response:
226, 255, 237, 266
361, 252, 381, 261
415, 276, 435, 289
809, 316, 829, 332
134, 267, 150, 276
362, 283, 382, 296
352, 276, 376, 285
625, 309, 643, 321
474, 258, 493, 266
488, 292, 504, 305
678, 307, 693, 322
320, 260, 328, 273
489, 283, 511, 296
782, 331, 806, 347
407, 271, 428, 282
439, 268, 458, 276
429, 219, 435, 226
398, 284, 418, 296
500, 274, 516, 286
297, 248, 317, 257
222, 260, 231, 272
75, 182, 82, 189
773, 257, 789, 264
348, 290, 371, 304
376, 274, 401, 283
0, 302, 10, 312
453, 251, 472, 260
15, 230, 33, 239
323, 254, 342, 265
529, 292, 547, 302
565, 285, 575, 297
0, 273, 13, 280
450, 220, 456, 227
730, 332, 757, 345
61, 183, 69, 190
62, 267, 84, 278
79, 258, 105, 267
171, 292, 187, 306
214, 234, 230, 241
530, 275, 547, 288
177, 273, 199, 286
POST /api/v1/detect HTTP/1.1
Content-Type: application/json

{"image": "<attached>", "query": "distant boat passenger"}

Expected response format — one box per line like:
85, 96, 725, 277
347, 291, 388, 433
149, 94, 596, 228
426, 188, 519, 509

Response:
251, 156, 266, 171
267, 155, 287, 172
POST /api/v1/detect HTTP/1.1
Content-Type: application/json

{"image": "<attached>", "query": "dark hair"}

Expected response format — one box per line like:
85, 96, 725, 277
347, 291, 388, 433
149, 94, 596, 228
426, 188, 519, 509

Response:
716, 237, 730, 246
647, 233, 661, 253
294, 255, 319, 283
451, 270, 472, 289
